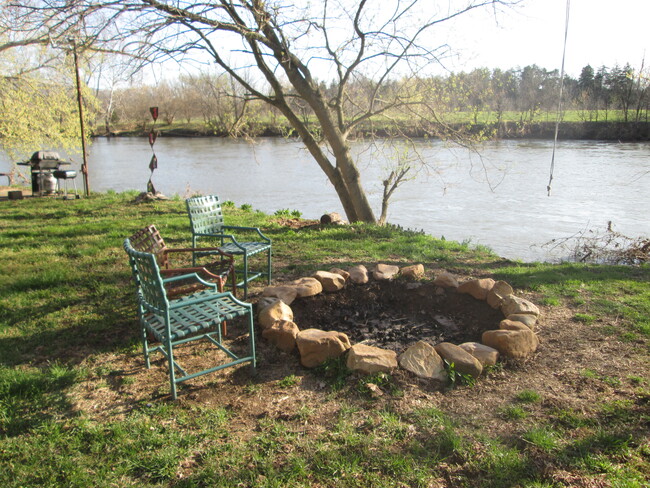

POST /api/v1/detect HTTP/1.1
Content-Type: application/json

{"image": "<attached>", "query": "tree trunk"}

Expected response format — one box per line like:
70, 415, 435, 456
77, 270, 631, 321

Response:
272, 93, 376, 224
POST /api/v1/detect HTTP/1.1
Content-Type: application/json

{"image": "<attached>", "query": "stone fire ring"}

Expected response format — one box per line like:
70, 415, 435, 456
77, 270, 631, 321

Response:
256, 263, 541, 384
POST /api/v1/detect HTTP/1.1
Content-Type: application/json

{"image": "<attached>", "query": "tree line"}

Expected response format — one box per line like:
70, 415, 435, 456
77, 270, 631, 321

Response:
100, 63, 650, 136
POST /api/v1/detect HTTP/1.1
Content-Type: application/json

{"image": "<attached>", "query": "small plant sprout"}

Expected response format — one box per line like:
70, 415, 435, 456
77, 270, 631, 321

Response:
445, 360, 476, 388
278, 374, 300, 388
515, 390, 542, 403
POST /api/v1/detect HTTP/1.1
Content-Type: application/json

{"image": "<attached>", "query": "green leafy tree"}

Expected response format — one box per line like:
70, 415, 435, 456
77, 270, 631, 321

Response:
517, 65, 547, 123
466, 68, 493, 124
576, 64, 597, 120
0, 43, 97, 165
607, 64, 636, 122
490, 68, 517, 125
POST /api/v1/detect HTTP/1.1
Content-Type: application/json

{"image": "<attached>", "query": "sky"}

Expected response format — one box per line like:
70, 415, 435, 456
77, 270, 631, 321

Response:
444, 0, 650, 77
139, 0, 649, 84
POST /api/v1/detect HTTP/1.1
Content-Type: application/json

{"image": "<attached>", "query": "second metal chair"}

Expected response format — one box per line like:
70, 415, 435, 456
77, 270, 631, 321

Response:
186, 195, 271, 298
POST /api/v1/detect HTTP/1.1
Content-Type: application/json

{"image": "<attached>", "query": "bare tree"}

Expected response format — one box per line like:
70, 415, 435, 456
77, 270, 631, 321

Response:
89, 55, 134, 135
3, 0, 516, 223
115, 84, 158, 130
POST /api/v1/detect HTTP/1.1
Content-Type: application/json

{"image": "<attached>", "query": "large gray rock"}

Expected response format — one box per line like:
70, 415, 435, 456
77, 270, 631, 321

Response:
457, 278, 496, 300
259, 300, 293, 329
501, 295, 540, 317
398, 341, 447, 381
296, 329, 351, 368
262, 320, 300, 352
482, 329, 539, 358
434, 342, 483, 378
458, 342, 499, 367
346, 344, 397, 374
312, 270, 346, 292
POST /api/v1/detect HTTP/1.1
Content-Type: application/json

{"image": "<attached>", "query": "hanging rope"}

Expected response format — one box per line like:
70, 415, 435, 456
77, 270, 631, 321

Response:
547, 0, 571, 196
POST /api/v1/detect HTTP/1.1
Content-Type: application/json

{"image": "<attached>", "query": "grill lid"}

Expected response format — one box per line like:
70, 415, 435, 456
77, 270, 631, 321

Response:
28, 151, 63, 169
31, 151, 61, 162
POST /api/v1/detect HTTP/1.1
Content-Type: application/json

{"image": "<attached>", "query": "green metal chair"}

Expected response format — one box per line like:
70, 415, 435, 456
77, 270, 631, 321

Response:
124, 237, 256, 400
186, 195, 271, 298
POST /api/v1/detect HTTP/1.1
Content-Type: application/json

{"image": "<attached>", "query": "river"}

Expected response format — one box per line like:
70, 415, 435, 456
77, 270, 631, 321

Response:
3, 137, 649, 262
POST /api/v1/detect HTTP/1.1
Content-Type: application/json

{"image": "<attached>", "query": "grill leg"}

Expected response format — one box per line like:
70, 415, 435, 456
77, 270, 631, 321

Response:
69, 177, 79, 199
55, 174, 79, 199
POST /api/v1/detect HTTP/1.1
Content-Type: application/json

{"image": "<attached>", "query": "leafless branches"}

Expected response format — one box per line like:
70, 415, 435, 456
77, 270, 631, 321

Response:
543, 222, 650, 264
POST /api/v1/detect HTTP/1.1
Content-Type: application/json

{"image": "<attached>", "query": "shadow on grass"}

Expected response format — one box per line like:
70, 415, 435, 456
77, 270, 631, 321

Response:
0, 309, 137, 366
0, 363, 80, 438
0, 268, 139, 367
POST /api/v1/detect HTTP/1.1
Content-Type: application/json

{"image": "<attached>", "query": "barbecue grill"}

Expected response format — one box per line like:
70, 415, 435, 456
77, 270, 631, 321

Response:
17, 151, 72, 196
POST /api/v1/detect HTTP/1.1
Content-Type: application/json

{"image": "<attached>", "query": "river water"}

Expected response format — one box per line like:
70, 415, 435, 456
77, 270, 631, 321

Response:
3, 137, 649, 262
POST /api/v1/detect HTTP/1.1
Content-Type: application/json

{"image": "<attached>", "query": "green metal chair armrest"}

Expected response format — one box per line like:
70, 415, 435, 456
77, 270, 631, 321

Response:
162, 272, 218, 290
221, 225, 271, 243
192, 232, 247, 252
164, 246, 234, 259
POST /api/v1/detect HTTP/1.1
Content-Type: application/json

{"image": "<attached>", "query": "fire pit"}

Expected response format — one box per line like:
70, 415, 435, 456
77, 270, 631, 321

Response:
258, 265, 542, 381
288, 280, 504, 352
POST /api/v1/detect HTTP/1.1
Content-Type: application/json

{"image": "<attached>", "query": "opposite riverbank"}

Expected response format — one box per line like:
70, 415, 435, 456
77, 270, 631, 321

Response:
97, 120, 650, 142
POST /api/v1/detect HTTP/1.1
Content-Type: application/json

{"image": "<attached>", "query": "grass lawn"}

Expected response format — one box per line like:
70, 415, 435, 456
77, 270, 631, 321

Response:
1, 191, 648, 487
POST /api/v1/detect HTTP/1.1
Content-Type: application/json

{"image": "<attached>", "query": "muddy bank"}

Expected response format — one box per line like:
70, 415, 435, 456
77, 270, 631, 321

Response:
488, 121, 650, 141
98, 120, 650, 141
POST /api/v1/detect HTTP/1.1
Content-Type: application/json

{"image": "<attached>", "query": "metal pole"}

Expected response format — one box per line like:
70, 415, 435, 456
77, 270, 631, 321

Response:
71, 40, 90, 196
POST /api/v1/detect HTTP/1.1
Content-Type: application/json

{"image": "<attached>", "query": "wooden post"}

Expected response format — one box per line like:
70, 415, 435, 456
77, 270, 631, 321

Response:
71, 39, 90, 197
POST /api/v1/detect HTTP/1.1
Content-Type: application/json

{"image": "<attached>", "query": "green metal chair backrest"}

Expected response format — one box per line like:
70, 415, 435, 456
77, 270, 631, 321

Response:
186, 195, 225, 236
124, 238, 169, 314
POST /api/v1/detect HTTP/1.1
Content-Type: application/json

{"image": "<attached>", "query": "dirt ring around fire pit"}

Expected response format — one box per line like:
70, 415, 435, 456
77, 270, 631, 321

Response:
256, 264, 541, 383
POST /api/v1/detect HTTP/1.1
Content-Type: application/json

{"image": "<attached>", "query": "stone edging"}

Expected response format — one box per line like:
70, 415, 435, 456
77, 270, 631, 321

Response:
256, 264, 541, 383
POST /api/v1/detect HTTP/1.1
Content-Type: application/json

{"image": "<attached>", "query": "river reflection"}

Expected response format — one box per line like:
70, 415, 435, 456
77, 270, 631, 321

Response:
4, 137, 649, 262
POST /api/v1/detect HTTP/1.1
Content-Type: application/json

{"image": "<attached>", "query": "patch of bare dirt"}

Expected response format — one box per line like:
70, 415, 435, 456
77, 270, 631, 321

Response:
272, 217, 320, 229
